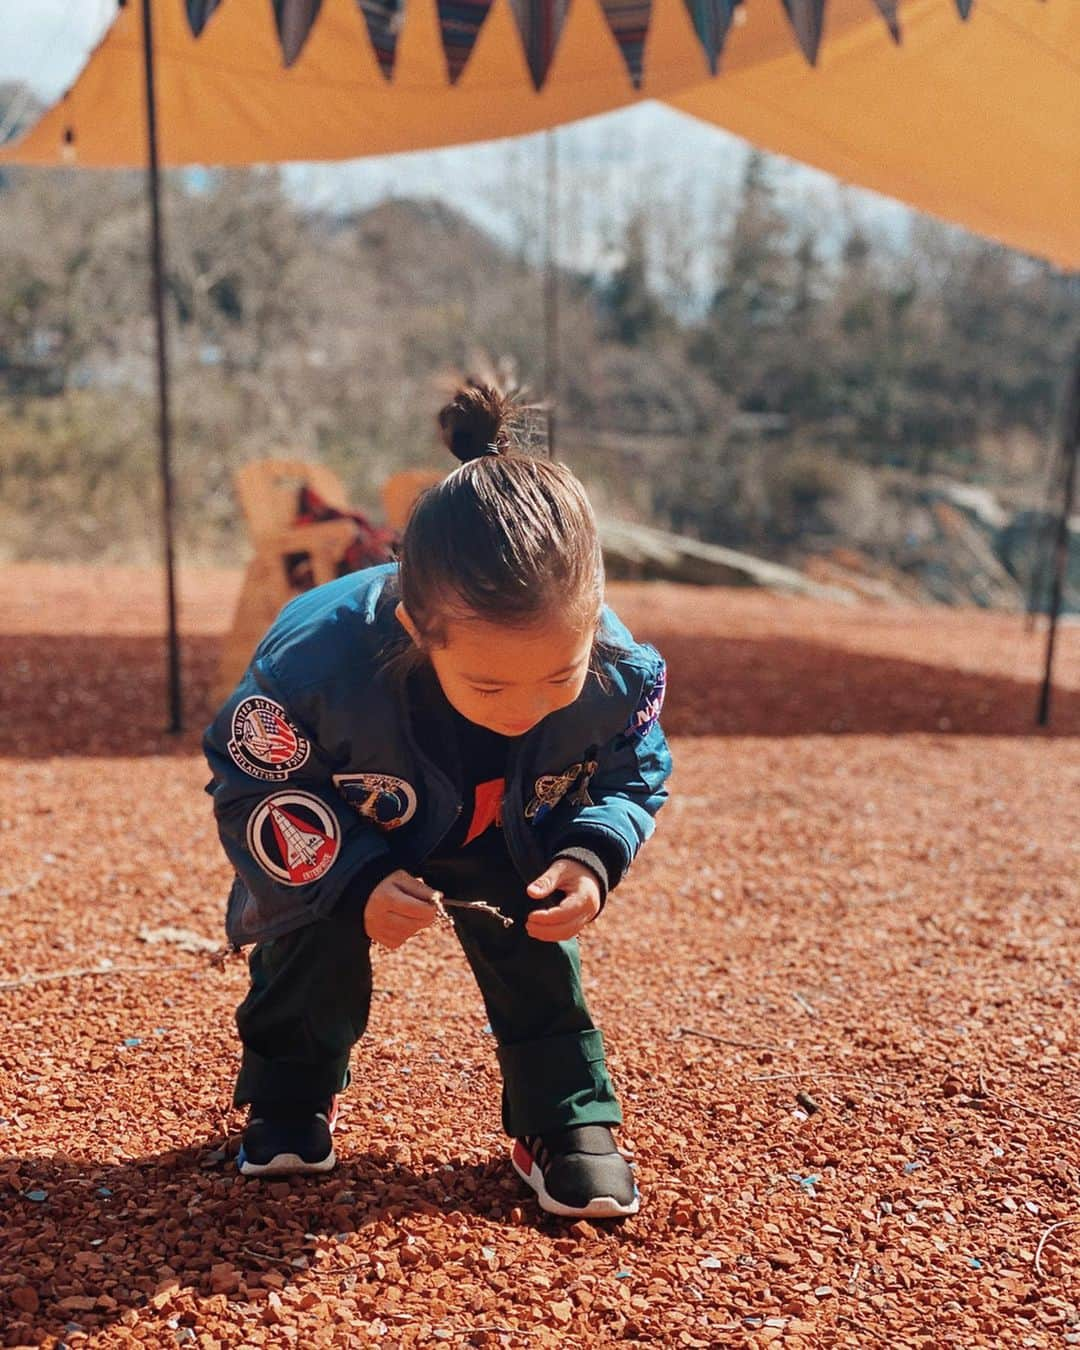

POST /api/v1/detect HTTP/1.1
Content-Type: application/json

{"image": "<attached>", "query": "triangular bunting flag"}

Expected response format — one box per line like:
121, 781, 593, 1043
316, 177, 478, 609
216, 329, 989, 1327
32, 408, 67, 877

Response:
508, 0, 571, 90
597, 0, 653, 88
437, 0, 496, 83
680, 0, 738, 77
869, 0, 900, 44
273, 0, 324, 65
955, 0, 974, 17
186, 0, 226, 37
782, 0, 826, 66
355, 0, 406, 79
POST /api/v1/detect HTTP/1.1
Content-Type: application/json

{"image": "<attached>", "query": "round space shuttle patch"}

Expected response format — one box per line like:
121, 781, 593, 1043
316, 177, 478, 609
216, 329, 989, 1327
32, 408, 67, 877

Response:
247, 790, 340, 886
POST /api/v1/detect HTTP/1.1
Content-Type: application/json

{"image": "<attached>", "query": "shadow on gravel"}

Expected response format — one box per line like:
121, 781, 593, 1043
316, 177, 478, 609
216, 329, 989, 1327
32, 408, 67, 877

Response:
0, 1143, 629, 1341
0, 629, 1076, 759
657, 634, 1079, 738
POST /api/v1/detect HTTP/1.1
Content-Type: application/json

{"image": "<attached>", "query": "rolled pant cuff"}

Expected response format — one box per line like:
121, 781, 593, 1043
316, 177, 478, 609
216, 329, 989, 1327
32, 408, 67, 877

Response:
496, 1027, 622, 1138
233, 1047, 351, 1109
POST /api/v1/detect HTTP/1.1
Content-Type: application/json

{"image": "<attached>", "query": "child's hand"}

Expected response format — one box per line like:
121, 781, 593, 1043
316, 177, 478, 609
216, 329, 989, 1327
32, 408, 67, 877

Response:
525, 859, 601, 942
364, 870, 440, 949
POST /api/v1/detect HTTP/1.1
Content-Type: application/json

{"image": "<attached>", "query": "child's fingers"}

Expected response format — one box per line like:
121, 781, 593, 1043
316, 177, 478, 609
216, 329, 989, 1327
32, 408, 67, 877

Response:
525, 892, 594, 941
527, 862, 570, 898
385, 892, 438, 926
364, 878, 438, 947
369, 910, 433, 947
391, 872, 441, 903
528, 890, 591, 922
526, 917, 583, 943
527, 899, 580, 924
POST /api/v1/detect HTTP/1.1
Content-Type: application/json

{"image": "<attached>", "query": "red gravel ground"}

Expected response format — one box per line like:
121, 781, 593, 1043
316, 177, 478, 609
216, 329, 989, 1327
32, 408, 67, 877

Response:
1, 564, 1078, 1349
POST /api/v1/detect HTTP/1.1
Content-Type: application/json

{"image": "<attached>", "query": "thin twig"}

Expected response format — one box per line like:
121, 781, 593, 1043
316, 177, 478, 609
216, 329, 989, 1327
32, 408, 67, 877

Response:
241, 1246, 358, 1279
746, 1068, 916, 1087
745, 1067, 1080, 1127
429, 890, 514, 928
240, 1246, 306, 1270
989, 1094, 1080, 1132
747, 1070, 848, 1083
676, 1026, 781, 1052
0, 961, 197, 991
791, 991, 817, 1018
1034, 1217, 1080, 1279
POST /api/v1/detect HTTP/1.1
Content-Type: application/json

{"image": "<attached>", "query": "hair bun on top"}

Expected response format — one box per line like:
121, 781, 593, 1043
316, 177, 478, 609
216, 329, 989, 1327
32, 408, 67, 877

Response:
437, 381, 514, 464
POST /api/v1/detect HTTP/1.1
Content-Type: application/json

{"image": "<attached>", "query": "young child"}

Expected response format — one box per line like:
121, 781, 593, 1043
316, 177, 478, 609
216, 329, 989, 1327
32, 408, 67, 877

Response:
203, 384, 671, 1219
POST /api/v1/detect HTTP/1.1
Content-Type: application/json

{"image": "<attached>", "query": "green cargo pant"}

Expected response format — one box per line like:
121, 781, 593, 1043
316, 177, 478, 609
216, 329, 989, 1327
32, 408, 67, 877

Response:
233, 851, 622, 1138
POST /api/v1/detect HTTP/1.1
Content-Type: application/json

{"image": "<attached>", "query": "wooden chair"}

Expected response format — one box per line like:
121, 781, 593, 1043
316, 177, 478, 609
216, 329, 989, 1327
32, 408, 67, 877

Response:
379, 467, 444, 531
216, 459, 361, 704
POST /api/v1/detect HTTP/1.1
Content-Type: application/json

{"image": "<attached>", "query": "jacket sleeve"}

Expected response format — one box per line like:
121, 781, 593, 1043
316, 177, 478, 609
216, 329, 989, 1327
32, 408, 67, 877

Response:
203, 657, 395, 944
546, 652, 671, 895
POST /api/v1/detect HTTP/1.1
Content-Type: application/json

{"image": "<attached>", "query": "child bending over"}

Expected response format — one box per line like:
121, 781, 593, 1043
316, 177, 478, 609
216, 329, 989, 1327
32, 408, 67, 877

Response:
203, 384, 671, 1219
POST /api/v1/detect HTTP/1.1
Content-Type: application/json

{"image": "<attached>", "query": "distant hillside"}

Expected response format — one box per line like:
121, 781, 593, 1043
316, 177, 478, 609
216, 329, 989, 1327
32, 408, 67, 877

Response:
336, 197, 518, 294
0, 81, 44, 144
0, 160, 1075, 612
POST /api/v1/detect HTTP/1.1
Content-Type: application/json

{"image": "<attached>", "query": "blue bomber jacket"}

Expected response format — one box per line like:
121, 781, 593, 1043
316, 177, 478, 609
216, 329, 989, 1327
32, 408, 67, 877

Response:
203, 564, 671, 946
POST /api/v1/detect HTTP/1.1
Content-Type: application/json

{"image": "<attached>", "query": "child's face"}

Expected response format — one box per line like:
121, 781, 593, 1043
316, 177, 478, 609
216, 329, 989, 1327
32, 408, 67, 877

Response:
397, 604, 594, 736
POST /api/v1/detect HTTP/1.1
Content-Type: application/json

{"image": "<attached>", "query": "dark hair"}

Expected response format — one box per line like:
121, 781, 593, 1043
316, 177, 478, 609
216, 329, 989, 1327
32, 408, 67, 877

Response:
398, 382, 604, 647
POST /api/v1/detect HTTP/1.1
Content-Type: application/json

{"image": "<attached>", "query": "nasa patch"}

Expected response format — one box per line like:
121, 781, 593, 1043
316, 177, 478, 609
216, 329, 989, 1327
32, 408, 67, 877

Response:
228, 696, 310, 782
622, 664, 666, 743
247, 790, 340, 886
332, 773, 418, 832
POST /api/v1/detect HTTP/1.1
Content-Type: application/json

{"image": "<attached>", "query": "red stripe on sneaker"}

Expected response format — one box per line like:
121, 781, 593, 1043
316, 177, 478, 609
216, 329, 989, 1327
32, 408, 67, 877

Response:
512, 1139, 534, 1173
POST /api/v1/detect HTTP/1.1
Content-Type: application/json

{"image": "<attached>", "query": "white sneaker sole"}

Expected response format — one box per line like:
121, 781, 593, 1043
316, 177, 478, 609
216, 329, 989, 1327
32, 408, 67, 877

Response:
237, 1103, 338, 1177
238, 1148, 336, 1177
511, 1142, 640, 1218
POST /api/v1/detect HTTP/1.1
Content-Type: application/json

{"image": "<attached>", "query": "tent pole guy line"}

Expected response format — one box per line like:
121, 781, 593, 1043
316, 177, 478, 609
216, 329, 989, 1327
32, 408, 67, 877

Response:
141, 0, 183, 734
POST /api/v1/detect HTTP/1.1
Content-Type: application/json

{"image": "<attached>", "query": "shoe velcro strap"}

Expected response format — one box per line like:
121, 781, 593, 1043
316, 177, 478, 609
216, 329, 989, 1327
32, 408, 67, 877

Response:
542, 1125, 618, 1156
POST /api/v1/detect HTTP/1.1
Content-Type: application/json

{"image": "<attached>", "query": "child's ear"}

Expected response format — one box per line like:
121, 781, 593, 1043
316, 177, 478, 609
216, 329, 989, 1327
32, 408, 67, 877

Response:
395, 602, 422, 647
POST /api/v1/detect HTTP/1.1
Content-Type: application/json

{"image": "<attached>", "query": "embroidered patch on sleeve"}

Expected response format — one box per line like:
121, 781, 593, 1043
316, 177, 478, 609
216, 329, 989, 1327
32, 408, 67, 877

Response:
247, 790, 340, 886
227, 696, 310, 781
526, 759, 598, 823
622, 663, 666, 743
332, 773, 418, 831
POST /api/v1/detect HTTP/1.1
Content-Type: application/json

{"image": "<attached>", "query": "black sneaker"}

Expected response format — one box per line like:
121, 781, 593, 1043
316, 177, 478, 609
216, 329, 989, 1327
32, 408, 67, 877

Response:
237, 1097, 339, 1176
511, 1125, 639, 1218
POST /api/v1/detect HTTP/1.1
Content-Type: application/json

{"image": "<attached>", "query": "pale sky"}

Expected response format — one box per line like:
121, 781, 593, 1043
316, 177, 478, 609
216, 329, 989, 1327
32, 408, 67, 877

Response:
0, 0, 117, 98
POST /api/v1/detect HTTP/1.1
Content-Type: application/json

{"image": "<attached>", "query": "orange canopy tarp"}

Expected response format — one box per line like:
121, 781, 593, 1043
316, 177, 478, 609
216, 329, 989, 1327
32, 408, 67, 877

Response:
670, 0, 1080, 271
2, 0, 1078, 268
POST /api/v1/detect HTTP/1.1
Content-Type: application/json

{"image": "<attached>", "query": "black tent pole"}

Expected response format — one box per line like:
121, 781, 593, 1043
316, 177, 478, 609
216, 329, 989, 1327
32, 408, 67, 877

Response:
140, 0, 183, 732
1024, 443, 1059, 634
1036, 339, 1080, 727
